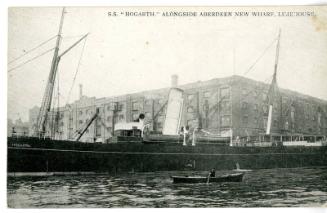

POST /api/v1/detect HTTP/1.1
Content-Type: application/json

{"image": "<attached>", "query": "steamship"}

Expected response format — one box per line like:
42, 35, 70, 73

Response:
8, 8, 327, 176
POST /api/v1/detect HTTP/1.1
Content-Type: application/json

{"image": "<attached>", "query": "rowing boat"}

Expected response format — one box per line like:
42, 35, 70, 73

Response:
171, 172, 244, 183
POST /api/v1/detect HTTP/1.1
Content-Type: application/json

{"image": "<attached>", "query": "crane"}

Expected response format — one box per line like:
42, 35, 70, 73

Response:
73, 110, 99, 142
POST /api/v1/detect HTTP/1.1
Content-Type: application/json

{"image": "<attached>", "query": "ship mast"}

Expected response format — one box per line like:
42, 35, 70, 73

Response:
36, 8, 65, 137
35, 8, 88, 138
266, 29, 281, 135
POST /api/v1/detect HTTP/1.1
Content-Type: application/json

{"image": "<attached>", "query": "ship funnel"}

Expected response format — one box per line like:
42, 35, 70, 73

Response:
171, 74, 178, 88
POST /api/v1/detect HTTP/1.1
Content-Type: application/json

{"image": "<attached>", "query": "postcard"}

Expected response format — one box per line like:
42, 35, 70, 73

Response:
7, 6, 327, 208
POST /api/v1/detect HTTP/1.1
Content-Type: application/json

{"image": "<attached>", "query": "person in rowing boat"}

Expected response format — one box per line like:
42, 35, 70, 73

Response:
209, 168, 216, 177
206, 168, 216, 184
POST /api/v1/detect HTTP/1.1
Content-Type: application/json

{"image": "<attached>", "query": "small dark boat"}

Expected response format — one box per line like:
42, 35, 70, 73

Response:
171, 173, 244, 183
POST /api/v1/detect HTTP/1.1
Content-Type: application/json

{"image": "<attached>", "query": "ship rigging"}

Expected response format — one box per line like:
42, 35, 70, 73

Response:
32, 8, 89, 138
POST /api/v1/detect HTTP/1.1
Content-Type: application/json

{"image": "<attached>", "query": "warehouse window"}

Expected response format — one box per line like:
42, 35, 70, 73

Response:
145, 112, 151, 119
273, 119, 278, 127
96, 127, 101, 136
254, 104, 258, 112
157, 115, 164, 122
203, 100, 210, 112
284, 121, 289, 130
273, 105, 278, 113
107, 116, 111, 122
242, 89, 248, 96
220, 87, 230, 100
120, 103, 124, 110
158, 99, 165, 105
318, 111, 322, 126
187, 106, 194, 113
110, 102, 116, 111
187, 119, 197, 128
221, 115, 231, 127
254, 90, 259, 98
291, 106, 295, 122
204, 91, 210, 98
187, 94, 194, 101
157, 122, 163, 129
262, 93, 268, 102
282, 97, 289, 105
305, 113, 309, 120
220, 101, 231, 114
243, 114, 249, 125
133, 113, 139, 121
145, 100, 151, 106
241, 102, 248, 110
119, 114, 124, 121
263, 117, 268, 129
132, 102, 139, 111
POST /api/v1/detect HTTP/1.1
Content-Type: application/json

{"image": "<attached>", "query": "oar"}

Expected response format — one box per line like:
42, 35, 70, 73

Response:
206, 173, 210, 184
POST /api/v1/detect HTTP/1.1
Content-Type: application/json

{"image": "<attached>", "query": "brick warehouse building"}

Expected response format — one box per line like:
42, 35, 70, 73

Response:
28, 75, 327, 142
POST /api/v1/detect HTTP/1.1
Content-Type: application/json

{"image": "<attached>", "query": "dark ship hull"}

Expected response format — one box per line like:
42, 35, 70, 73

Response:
8, 136, 327, 175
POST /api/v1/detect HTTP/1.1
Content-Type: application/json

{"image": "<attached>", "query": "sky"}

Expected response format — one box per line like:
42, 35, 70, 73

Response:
7, 6, 327, 122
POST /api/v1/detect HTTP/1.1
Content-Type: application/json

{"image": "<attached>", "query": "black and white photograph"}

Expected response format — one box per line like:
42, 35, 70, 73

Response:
6, 5, 327, 208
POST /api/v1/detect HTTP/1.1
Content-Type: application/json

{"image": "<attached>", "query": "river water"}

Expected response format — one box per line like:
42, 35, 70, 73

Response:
7, 167, 327, 208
